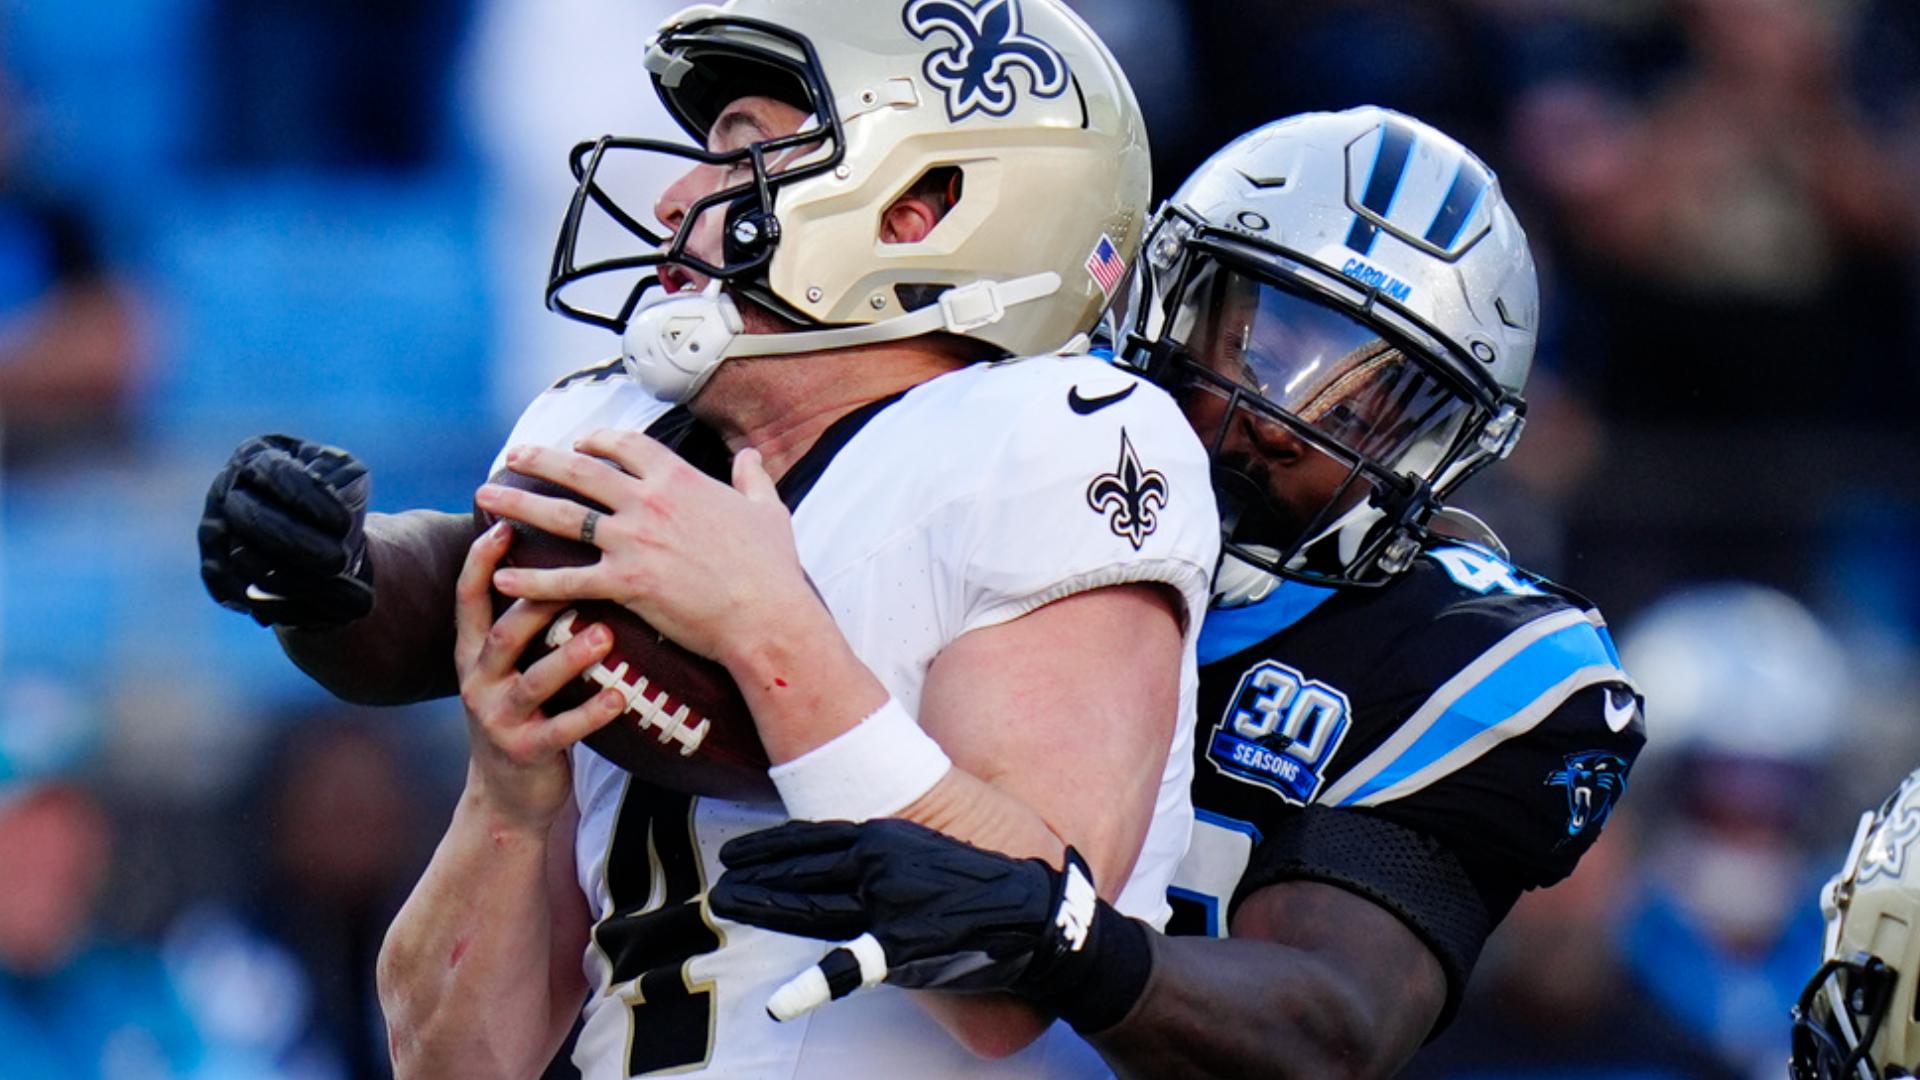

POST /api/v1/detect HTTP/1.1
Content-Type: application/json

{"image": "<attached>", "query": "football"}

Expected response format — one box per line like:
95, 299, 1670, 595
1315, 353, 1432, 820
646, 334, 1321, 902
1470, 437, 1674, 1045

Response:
476, 467, 774, 802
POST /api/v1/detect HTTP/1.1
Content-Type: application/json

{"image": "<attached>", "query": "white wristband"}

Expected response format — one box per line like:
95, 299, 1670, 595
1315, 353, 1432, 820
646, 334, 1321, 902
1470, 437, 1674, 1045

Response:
768, 697, 953, 822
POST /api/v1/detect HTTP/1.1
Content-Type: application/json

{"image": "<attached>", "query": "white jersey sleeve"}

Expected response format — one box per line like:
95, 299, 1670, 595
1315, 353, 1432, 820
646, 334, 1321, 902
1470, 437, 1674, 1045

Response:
895, 354, 1218, 926
938, 356, 1219, 639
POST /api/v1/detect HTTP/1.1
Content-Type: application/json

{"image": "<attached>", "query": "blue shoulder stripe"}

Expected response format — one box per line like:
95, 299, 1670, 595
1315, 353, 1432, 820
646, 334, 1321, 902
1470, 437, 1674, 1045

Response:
1197, 582, 1338, 666
1321, 608, 1627, 807
1594, 619, 1623, 668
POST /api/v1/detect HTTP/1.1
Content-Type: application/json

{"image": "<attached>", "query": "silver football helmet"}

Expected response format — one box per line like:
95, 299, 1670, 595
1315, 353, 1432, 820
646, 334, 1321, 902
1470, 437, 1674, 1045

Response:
1114, 107, 1537, 589
1793, 766, 1920, 1080
546, 0, 1151, 402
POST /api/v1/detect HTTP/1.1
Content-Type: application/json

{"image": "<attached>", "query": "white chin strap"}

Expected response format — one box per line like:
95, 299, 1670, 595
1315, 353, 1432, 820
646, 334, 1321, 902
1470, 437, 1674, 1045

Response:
1214, 504, 1391, 608
1282, 500, 1387, 576
1320, 501, 1388, 569
622, 273, 1061, 404
1213, 548, 1282, 609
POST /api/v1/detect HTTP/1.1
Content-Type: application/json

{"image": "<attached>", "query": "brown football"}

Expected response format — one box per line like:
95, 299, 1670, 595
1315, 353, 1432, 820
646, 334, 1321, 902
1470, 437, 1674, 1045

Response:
476, 467, 774, 801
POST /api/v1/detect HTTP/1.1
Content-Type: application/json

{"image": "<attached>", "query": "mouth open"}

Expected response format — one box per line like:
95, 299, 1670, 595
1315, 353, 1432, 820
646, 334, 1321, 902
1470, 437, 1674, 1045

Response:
660, 264, 707, 295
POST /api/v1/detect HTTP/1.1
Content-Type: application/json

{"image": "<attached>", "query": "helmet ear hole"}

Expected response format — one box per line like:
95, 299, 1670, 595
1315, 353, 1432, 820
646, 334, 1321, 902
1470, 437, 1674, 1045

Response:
882, 166, 966, 246
910, 166, 964, 216
885, 166, 971, 312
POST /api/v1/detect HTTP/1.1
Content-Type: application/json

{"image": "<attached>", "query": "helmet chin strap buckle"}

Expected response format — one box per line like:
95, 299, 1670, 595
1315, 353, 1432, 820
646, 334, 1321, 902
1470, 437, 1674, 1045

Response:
1479, 402, 1525, 459
622, 280, 744, 404
1377, 533, 1420, 575
718, 271, 1062, 360
937, 279, 1010, 334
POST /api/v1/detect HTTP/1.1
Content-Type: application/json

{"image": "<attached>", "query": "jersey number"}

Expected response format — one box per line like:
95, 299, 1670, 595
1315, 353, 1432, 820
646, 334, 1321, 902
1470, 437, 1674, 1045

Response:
596, 785, 720, 1076
1430, 546, 1542, 597
1230, 666, 1346, 763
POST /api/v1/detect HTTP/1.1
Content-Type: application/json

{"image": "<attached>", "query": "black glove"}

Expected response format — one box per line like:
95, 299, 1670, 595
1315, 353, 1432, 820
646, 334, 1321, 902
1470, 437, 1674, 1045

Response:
709, 818, 1152, 1033
198, 434, 374, 628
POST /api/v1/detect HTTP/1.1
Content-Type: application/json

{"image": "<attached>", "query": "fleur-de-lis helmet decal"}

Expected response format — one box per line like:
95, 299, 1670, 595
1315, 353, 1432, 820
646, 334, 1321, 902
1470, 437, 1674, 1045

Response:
905, 0, 1070, 121
1087, 430, 1169, 551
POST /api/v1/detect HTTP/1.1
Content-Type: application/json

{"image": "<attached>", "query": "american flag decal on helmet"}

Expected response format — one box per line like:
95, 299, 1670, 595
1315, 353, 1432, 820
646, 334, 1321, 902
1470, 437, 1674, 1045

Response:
1084, 234, 1126, 297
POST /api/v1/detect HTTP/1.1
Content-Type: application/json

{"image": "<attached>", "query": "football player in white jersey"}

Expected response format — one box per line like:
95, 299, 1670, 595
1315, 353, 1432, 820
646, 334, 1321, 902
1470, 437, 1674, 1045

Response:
197, 1, 1217, 1077
1793, 765, 1920, 1080
700, 108, 1644, 1080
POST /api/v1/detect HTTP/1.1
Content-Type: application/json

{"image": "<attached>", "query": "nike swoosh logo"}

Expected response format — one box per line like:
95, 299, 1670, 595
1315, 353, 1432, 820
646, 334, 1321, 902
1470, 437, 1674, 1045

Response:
1068, 384, 1136, 415
1602, 689, 1637, 733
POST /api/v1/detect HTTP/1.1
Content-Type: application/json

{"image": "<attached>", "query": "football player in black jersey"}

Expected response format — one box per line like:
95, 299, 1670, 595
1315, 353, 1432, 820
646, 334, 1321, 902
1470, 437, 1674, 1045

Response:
705, 107, 1647, 1079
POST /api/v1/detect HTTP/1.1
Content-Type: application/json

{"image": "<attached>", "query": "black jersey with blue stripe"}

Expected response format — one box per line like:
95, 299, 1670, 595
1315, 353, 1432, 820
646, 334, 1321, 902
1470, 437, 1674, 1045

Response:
1168, 541, 1644, 1019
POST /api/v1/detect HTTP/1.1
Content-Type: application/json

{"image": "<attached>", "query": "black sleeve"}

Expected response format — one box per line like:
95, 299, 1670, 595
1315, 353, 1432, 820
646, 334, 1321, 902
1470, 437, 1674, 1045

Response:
1362, 682, 1646, 920
1231, 805, 1492, 1034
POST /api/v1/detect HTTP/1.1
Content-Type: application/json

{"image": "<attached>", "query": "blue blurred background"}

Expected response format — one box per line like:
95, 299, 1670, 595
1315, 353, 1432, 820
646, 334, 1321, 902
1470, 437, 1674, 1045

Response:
1, 0, 1916, 1076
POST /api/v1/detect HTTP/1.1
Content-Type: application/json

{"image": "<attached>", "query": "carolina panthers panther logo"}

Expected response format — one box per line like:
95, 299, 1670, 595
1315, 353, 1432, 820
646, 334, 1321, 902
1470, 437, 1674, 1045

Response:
903, 0, 1070, 122
1545, 751, 1629, 844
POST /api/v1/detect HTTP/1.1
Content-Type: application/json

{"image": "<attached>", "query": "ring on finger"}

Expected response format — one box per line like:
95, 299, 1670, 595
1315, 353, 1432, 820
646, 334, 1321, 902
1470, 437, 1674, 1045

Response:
580, 508, 601, 546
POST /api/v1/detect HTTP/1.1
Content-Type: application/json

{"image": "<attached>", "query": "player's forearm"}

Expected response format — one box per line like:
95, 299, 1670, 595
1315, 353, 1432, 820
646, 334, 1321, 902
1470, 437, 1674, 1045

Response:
736, 652, 1075, 879
378, 777, 576, 1080
914, 993, 1054, 1059
725, 591, 1171, 1057
898, 769, 1068, 867
1092, 932, 1406, 1080
278, 509, 474, 704
725, 611, 1095, 872
721, 596, 889, 759
899, 773, 1092, 1057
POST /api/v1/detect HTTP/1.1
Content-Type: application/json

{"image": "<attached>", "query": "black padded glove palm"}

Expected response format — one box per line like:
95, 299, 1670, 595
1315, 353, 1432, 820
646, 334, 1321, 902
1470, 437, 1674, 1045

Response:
199, 434, 374, 628
710, 818, 1149, 1031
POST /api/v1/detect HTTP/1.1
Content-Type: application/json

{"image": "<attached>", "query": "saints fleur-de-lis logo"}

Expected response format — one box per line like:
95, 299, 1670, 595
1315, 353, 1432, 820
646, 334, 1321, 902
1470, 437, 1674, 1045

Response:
903, 0, 1070, 122
1086, 429, 1168, 551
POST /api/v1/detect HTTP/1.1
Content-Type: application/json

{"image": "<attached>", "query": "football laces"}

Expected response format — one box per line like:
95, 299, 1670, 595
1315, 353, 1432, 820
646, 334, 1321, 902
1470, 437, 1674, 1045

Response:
546, 610, 711, 755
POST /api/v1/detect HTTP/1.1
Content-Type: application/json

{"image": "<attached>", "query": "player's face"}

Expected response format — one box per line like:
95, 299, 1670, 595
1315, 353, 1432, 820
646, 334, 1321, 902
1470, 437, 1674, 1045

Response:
1172, 266, 1476, 553
652, 96, 818, 295
1179, 376, 1364, 547
1177, 278, 1378, 546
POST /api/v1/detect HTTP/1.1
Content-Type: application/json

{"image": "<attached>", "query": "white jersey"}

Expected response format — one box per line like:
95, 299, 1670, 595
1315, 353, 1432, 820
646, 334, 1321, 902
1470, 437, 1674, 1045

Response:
491, 354, 1219, 1079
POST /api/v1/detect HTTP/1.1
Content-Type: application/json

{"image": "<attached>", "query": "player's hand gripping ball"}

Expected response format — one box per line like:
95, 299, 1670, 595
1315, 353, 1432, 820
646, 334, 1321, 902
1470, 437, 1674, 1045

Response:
475, 468, 772, 801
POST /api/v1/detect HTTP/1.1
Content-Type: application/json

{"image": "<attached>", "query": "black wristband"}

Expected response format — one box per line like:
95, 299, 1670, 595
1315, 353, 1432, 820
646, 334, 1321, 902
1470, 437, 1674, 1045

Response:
1051, 901, 1152, 1035
1016, 849, 1155, 1035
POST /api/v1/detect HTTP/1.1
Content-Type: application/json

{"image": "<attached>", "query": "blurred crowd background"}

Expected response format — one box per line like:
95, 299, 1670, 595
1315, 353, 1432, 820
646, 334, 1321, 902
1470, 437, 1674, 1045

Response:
1, 0, 1916, 1077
